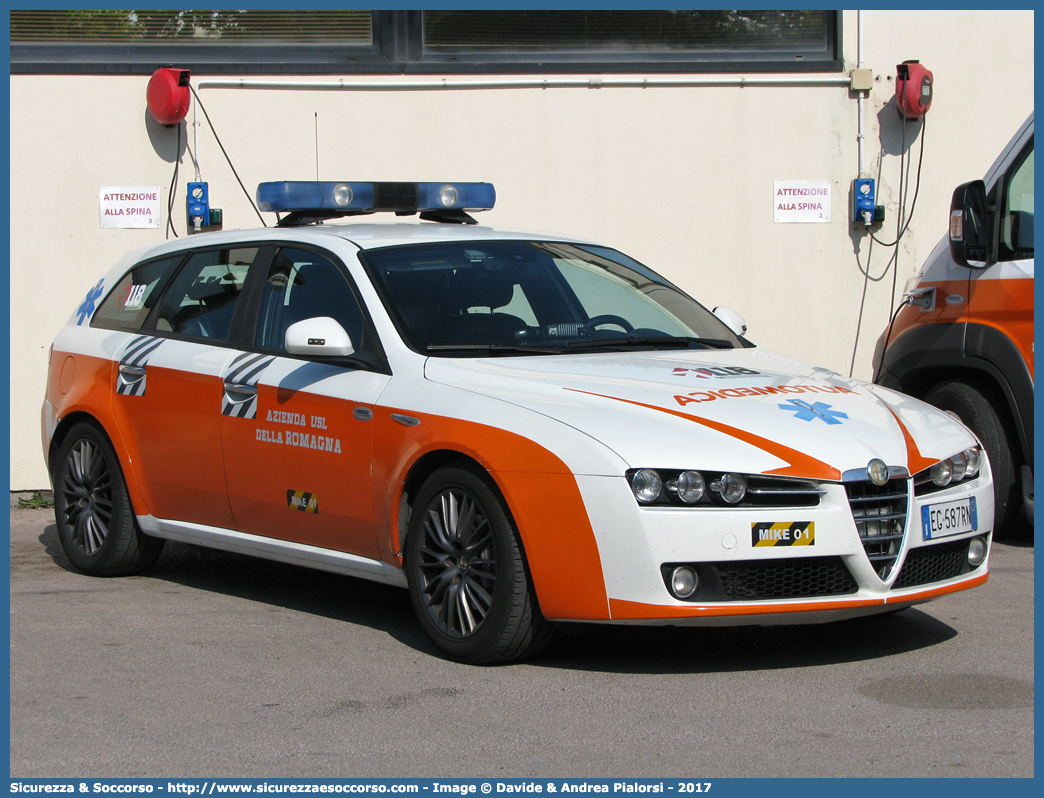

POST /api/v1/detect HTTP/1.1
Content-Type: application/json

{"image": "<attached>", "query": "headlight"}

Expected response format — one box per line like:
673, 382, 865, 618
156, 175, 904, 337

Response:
673, 471, 706, 504
930, 458, 953, 487
626, 469, 823, 507
916, 446, 983, 495
717, 473, 748, 504
631, 469, 663, 504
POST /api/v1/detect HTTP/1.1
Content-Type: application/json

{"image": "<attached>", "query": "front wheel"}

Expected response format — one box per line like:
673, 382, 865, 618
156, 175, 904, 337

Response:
52, 422, 164, 576
404, 465, 552, 664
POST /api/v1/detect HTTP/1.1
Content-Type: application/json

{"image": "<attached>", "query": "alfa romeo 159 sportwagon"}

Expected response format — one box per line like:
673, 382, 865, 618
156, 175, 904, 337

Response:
43, 180, 992, 663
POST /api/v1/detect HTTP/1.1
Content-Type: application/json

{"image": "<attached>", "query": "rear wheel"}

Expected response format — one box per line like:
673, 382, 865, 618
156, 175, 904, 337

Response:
924, 380, 1019, 535
52, 422, 164, 576
404, 465, 552, 663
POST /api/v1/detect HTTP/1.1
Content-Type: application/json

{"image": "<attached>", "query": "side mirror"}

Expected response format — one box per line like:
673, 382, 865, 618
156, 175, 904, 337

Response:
285, 317, 355, 357
948, 180, 992, 269
712, 306, 747, 337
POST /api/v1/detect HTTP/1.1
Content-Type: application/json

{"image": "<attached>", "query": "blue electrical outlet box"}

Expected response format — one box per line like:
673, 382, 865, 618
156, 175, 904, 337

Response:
187, 181, 211, 232
853, 177, 876, 223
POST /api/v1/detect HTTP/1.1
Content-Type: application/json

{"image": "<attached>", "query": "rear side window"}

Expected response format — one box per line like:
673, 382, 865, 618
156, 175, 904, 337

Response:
91, 256, 180, 332
152, 247, 259, 341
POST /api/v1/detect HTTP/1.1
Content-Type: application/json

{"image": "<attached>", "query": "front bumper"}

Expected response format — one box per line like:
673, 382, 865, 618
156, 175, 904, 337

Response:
572, 467, 994, 625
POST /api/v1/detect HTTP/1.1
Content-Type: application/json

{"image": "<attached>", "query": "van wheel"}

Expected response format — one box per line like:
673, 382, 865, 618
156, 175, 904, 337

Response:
404, 465, 552, 664
924, 380, 1019, 535
52, 422, 164, 576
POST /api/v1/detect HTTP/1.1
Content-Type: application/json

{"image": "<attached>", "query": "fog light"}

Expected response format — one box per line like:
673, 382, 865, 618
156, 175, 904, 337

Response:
631, 469, 663, 504
968, 537, 987, 567
676, 471, 706, 504
719, 473, 747, 504
332, 183, 353, 207
931, 459, 953, 486
670, 566, 698, 599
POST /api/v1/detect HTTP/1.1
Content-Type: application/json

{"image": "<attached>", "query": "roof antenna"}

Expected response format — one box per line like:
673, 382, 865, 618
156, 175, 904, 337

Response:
314, 112, 319, 181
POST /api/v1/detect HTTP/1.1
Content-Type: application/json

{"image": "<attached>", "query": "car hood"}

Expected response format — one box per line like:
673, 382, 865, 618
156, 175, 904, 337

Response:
424, 348, 975, 480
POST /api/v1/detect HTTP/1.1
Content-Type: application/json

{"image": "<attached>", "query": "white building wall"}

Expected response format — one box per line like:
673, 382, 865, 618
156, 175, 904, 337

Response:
9, 9, 1034, 489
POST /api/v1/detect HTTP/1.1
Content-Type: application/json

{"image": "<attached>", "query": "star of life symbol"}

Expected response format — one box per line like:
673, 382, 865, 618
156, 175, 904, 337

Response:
76, 280, 105, 325
778, 398, 848, 425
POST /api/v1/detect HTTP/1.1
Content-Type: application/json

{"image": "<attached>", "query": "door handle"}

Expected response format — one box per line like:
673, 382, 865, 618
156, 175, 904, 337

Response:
223, 382, 258, 403
118, 364, 146, 382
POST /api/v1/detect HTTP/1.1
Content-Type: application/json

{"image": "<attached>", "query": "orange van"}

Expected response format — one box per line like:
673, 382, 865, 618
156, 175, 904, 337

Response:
875, 113, 1033, 534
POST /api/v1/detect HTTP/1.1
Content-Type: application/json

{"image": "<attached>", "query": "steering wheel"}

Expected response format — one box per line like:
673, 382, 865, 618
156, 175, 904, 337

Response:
586, 315, 634, 333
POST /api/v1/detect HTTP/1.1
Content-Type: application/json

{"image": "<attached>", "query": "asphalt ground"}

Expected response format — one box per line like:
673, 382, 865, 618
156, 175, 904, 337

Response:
8, 506, 1034, 778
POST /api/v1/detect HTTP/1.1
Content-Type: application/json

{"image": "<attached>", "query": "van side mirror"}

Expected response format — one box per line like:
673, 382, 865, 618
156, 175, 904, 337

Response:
948, 180, 992, 269
285, 317, 355, 357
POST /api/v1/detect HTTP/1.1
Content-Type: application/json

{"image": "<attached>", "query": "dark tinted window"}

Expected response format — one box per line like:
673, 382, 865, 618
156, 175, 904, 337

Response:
92, 256, 180, 332
362, 240, 741, 355
999, 139, 1033, 261
254, 248, 365, 354
152, 247, 258, 341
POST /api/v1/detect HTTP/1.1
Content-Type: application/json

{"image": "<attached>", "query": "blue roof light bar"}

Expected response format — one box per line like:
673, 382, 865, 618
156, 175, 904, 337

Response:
256, 181, 496, 216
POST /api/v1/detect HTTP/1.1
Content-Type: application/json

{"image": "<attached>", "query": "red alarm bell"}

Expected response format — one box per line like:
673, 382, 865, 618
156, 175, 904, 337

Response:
896, 60, 932, 119
147, 67, 192, 126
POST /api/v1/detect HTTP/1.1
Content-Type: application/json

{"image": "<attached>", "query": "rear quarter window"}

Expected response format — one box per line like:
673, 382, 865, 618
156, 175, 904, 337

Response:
91, 256, 181, 332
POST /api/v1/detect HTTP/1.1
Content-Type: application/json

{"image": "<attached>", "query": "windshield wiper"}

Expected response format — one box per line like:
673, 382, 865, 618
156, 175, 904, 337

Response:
563, 336, 735, 351
426, 343, 562, 356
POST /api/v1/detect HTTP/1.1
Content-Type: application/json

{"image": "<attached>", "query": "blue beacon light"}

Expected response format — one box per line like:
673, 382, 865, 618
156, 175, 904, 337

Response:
256, 181, 496, 215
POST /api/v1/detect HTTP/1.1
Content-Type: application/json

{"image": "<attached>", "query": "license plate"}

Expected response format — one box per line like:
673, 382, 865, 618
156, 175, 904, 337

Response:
921, 496, 977, 540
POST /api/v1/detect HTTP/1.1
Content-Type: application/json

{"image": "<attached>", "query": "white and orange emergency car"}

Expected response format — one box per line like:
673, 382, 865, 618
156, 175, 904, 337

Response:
44, 180, 993, 663
875, 113, 1033, 534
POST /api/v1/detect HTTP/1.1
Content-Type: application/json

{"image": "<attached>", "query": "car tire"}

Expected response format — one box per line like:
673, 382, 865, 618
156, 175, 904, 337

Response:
404, 464, 553, 664
923, 380, 1019, 536
52, 422, 164, 576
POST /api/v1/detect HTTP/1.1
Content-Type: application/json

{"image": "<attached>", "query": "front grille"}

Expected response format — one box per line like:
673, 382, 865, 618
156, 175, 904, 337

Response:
846, 478, 909, 580
892, 537, 982, 589
662, 557, 858, 602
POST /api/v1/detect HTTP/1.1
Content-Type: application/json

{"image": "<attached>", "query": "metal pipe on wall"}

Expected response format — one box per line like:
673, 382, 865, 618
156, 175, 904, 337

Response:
196, 75, 854, 92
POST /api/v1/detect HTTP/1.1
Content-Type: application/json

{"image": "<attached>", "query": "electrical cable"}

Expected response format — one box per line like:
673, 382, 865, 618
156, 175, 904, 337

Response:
166, 123, 180, 239
867, 115, 926, 247
188, 84, 267, 227
847, 114, 927, 376
877, 291, 912, 373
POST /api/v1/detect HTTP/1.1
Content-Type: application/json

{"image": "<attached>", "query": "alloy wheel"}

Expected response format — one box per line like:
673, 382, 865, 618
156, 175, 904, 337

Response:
60, 437, 114, 556
415, 487, 498, 638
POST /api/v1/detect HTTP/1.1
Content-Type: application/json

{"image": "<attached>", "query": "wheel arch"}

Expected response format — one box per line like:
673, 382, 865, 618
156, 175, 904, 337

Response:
388, 436, 611, 622
879, 322, 1033, 468
397, 448, 486, 555
48, 410, 151, 518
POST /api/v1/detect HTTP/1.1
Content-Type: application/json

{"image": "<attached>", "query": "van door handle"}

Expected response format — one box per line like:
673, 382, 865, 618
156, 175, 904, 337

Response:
223, 382, 258, 403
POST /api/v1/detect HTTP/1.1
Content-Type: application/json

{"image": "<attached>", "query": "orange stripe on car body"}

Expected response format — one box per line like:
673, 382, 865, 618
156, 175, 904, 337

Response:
889, 276, 1033, 379
565, 388, 841, 481
881, 404, 938, 475
372, 408, 611, 621
965, 277, 1034, 378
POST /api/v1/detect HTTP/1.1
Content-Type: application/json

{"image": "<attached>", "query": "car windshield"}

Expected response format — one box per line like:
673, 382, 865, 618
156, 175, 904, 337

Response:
360, 240, 744, 356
